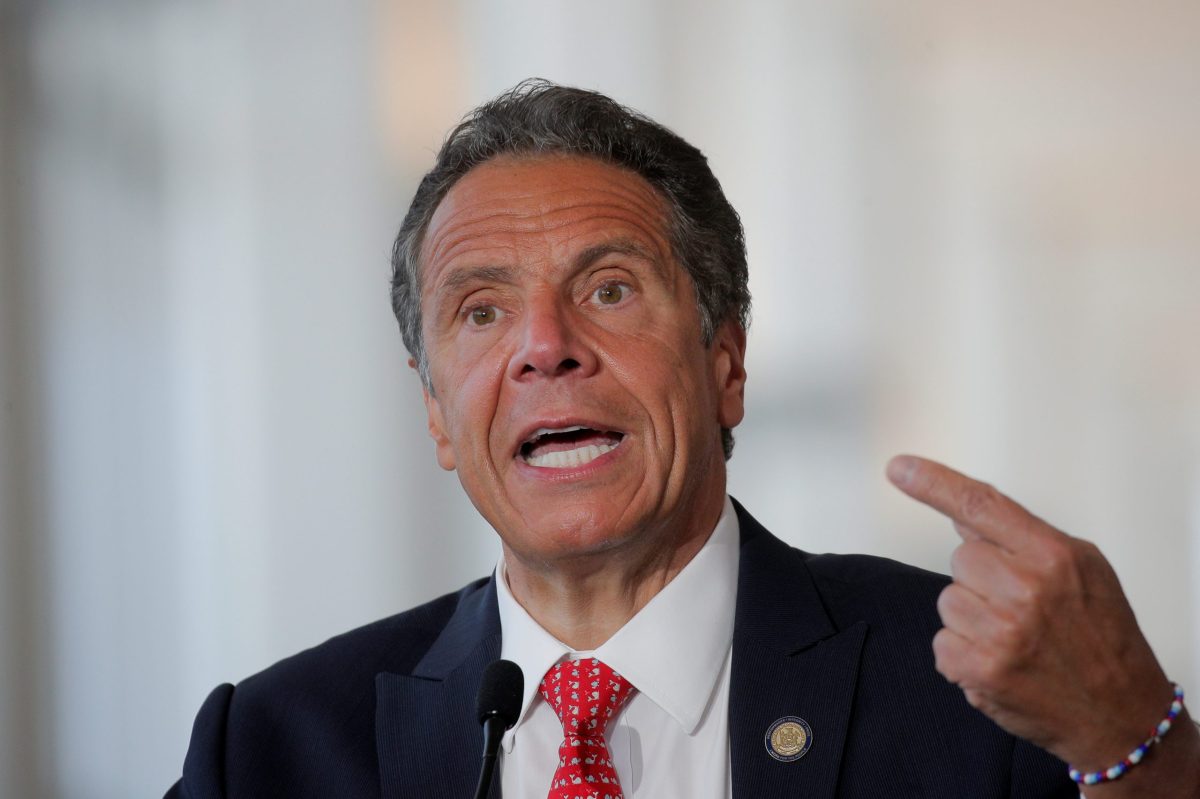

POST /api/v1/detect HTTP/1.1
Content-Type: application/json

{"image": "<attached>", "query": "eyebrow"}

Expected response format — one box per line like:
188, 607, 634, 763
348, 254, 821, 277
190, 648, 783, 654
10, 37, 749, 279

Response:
435, 264, 517, 297
571, 237, 668, 282
427, 264, 516, 324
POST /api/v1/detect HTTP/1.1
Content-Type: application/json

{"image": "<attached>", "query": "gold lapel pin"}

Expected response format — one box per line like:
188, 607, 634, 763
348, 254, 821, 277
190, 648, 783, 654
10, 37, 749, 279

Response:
765, 716, 813, 762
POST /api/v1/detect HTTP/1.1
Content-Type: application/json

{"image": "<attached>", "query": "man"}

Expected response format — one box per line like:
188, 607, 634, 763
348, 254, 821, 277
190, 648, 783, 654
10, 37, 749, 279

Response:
168, 81, 1199, 798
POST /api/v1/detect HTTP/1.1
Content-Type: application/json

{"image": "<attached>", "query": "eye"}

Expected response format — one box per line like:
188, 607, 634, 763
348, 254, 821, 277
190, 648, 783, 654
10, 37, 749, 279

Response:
594, 282, 628, 306
468, 305, 499, 326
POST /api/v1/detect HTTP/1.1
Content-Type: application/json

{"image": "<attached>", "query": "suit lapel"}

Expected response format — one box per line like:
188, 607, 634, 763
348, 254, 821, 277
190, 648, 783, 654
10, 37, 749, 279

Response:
729, 501, 868, 799
376, 577, 503, 799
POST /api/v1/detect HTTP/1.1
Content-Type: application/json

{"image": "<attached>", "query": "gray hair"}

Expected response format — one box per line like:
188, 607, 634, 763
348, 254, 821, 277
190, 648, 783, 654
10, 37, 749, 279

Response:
390, 79, 750, 458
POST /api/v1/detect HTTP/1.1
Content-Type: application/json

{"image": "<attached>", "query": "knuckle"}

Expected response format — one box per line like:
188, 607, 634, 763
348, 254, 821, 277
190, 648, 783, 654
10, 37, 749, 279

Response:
985, 610, 1041, 674
1068, 537, 1123, 589
1072, 537, 1105, 568
974, 651, 1007, 687
935, 585, 956, 619
1040, 536, 1073, 570
931, 626, 952, 654
952, 541, 1003, 588
983, 618, 1031, 672
1029, 536, 1083, 587
949, 545, 968, 576
931, 629, 958, 676
952, 521, 975, 541
1010, 571, 1041, 606
992, 615, 1029, 657
950, 539, 987, 575
959, 483, 999, 525
962, 688, 986, 710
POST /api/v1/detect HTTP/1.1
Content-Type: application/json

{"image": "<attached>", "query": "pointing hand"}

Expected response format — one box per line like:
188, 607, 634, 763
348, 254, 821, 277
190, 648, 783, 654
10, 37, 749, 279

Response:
887, 455, 1199, 797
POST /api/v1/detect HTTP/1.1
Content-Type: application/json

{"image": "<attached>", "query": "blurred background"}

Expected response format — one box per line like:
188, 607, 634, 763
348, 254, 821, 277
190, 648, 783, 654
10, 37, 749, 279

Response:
1, 1, 1198, 795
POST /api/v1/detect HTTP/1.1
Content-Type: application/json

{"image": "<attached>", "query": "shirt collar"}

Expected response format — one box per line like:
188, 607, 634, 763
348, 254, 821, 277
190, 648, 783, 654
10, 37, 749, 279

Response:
495, 561, 575, 753
496, 496, 740, 748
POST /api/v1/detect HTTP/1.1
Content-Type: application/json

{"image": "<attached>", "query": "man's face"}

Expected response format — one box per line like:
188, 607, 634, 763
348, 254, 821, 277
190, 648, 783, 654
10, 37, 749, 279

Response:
417, 155, 746, 569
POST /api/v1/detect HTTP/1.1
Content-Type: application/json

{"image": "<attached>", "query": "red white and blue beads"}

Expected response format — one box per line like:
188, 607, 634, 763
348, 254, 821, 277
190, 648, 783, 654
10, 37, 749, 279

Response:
1068, 683, 1185, 786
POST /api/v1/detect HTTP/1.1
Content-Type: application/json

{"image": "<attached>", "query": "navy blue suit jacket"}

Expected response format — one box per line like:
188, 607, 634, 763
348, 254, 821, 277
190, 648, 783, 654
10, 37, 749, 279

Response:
167, 500, 1076, 798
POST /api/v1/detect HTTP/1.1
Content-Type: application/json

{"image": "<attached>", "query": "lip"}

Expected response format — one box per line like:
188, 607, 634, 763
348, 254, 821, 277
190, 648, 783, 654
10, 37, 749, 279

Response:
511, 416, 627, 459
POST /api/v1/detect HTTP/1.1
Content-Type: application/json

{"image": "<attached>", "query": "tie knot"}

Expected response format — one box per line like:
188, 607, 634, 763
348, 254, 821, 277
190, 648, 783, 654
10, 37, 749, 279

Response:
538, 657, 635, 736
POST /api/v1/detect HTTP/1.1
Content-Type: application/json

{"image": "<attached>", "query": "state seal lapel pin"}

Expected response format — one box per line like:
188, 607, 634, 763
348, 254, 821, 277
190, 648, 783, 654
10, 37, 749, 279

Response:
765, 716, 813, 762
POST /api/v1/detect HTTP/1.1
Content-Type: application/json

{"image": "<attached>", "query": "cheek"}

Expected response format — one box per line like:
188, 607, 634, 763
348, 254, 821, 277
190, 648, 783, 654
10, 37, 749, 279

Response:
442, 356, 509, 449
663, 338, 726, 440
619, 337, 711, 436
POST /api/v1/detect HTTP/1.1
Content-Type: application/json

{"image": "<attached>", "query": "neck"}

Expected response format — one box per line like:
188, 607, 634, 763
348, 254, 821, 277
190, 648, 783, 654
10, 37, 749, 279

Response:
502, 492, 726, 650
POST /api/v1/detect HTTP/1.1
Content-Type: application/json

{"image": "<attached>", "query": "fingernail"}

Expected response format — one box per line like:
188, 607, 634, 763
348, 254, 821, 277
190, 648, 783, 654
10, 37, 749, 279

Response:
887, 456, 915, 486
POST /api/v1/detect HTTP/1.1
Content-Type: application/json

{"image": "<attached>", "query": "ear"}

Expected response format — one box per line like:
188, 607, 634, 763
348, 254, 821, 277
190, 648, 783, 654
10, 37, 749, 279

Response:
414, 362, 456, 471
712, 319, 747, 429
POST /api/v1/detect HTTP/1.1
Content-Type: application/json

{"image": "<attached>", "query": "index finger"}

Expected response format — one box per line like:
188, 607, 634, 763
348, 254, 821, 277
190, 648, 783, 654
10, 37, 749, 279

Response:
886, 454, 1039, 552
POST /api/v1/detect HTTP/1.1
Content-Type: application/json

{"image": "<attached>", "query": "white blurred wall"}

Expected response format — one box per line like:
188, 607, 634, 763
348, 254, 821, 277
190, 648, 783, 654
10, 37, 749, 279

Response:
1, 1, 1197, 796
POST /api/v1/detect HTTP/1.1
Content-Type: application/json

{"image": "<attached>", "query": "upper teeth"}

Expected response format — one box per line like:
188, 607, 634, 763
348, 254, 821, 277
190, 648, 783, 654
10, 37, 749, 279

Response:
524, 441, 619, 469
528, 425, 587, 443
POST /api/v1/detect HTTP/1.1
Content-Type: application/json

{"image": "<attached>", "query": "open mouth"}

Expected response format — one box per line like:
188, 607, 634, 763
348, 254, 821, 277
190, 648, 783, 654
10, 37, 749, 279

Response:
518, 425, 625, 469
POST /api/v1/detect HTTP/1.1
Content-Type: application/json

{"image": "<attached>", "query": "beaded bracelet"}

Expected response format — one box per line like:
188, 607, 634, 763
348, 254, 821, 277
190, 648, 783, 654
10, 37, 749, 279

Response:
1068, 683, 1185, 786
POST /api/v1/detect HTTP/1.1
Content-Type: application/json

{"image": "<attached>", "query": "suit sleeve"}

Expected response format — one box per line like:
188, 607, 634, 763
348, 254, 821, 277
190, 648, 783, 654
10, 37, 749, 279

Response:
1009, 738, 1079, 799
164, 683, 235, 799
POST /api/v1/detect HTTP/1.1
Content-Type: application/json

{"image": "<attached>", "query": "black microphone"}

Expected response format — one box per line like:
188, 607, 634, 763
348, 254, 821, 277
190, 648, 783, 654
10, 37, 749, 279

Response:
473, 659, 524, 799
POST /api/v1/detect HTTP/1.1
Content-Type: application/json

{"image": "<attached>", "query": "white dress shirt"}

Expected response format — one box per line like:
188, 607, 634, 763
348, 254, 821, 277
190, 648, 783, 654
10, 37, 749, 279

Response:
496, 496, 740, 798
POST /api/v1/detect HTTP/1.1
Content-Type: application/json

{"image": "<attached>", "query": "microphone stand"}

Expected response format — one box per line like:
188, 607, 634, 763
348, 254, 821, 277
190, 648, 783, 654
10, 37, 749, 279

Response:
473, 713, 506, 799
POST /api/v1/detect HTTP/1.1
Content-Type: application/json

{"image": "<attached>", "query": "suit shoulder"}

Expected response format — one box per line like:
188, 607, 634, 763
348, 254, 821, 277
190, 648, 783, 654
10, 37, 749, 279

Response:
802, 551, 949, 635
804, 550, 949, 597
237, 576, 490, 699
733, 499, 948, 635
187, 577, 493, 794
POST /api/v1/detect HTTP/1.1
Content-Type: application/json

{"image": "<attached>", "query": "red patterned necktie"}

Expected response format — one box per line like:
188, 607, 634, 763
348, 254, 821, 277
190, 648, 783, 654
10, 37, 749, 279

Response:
539, 657, 636, 799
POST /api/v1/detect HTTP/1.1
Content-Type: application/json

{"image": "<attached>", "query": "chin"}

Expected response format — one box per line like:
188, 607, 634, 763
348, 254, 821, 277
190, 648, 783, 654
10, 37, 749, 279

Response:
510, 505, 642, 561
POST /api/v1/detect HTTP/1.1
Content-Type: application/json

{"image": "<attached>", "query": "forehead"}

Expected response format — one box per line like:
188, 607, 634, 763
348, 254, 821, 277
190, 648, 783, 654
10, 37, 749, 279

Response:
419, 155, 673, 284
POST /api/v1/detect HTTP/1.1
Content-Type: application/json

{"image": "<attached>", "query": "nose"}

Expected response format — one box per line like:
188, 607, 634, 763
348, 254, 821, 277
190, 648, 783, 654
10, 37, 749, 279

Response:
507, 294, 599, 381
